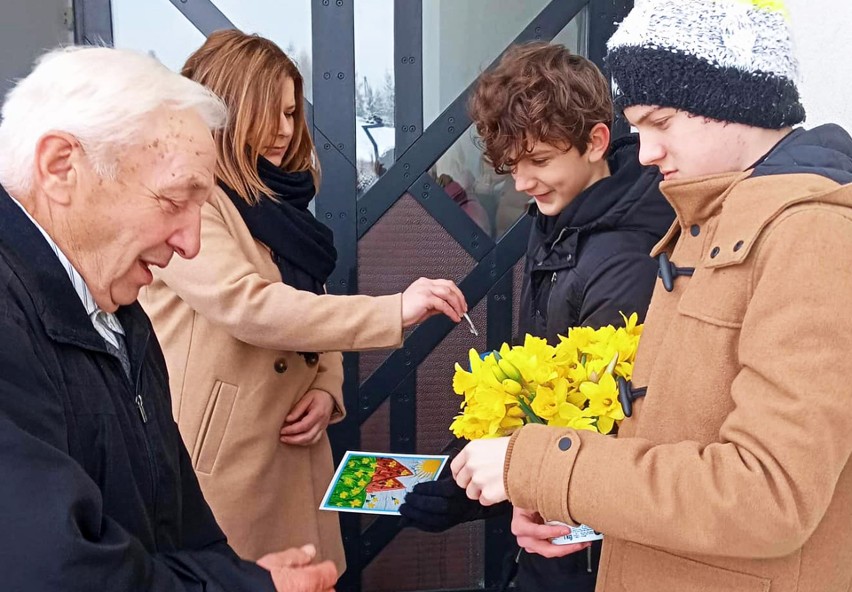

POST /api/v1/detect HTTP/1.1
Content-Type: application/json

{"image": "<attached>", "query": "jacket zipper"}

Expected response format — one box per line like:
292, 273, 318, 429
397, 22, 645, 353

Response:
545, 271, 558, 322
122, 333, 159, 546
542, 227, 570, 324
135, 393, 148, 423
135, 334, 159, 544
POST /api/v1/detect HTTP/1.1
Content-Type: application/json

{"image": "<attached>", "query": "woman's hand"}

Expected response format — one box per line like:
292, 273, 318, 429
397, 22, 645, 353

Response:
401, 277, 468, 326
280, 389, 335, 446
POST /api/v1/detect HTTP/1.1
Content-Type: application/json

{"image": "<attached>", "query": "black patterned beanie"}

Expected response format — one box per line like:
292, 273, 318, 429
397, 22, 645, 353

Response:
606, 0, 806, 129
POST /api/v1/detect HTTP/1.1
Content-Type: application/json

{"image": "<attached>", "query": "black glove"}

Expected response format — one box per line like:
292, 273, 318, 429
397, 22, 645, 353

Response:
399, 476, 510, 532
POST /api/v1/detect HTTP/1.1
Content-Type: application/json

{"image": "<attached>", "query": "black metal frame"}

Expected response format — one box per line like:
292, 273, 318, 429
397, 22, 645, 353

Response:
73, 0, 112, 44
73, 0, 632, 589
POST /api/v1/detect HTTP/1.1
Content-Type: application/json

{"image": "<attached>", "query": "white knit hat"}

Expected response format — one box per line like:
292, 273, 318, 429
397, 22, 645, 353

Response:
606, 0, 805, 128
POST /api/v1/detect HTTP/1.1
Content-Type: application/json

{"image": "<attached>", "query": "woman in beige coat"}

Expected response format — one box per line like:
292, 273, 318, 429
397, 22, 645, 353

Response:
139, 30, 467, 576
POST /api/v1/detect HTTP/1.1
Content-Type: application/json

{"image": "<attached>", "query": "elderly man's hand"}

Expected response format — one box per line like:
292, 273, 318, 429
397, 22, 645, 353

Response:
401, 277, 468, 326
450, 437, 510, 505
512, 507, 591, 559
257, 544, 338, 592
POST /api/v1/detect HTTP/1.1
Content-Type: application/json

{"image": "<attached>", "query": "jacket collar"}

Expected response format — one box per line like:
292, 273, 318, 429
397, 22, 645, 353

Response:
0, 185, 150, 364
651, 171, 747, 257
533, 136, 651, 239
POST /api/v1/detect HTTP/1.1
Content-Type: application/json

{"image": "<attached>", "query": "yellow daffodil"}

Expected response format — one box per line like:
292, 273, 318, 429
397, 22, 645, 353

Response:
521, 334, 555, 362
452, 362, 478, 396
530, 384, 560, 420
620, 311, 642, 337
551, 401, 598, 432
498, 414, 525, 433
449, 316, 640, 440
581, 373, 625, 434
558, 326, 597, 353
566, 384, 587, 408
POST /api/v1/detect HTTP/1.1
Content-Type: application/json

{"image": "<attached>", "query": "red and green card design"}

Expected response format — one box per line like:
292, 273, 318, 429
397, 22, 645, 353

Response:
319, 451, 448, 515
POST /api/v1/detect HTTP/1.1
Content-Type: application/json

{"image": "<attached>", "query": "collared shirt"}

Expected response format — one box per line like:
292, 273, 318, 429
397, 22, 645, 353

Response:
10, 198, 125, 348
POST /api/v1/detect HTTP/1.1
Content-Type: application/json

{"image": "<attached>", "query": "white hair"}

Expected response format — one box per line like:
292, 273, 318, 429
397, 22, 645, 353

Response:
0, 46, 227, 196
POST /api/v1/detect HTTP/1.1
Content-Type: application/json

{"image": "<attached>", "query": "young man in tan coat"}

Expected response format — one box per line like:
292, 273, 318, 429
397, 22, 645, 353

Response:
450, 1, 852, 591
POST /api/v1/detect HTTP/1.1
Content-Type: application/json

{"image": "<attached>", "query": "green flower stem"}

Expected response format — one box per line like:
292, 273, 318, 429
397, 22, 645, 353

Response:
517, 396, 545, 424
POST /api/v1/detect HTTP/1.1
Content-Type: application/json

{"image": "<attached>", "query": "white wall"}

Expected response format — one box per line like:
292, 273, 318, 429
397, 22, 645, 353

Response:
787, 0, 852, 132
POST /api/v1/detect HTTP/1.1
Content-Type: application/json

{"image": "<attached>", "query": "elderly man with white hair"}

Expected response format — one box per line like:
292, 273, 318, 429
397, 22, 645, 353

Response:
0, 47, 336, 592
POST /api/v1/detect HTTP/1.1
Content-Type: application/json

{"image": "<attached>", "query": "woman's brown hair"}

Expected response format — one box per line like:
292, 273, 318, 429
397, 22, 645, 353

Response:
469, 42, 613, 174
182, 29, 319, 202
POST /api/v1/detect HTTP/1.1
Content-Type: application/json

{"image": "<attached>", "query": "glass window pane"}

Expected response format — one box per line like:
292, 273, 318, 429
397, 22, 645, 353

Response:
431, 9, 589, 239
113, 0, 313, 100
210, 0, 313, 100
354, 0, 395, 194
112, 0, 206, 72
424, 0, 589, 127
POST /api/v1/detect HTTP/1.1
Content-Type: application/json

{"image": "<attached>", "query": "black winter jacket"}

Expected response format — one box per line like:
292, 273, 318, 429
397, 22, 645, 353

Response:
519, 135, 674, 343
0, 187, 275, 592
515, 136, 673, 592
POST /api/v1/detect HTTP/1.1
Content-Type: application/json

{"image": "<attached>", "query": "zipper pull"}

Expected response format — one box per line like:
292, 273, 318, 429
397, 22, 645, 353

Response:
586, 545, 593, 573
135, 393, 148, 423
551, 271, 558, 284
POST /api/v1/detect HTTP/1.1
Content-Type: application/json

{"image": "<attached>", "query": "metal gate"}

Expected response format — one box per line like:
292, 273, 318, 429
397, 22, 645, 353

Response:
74, 1, 631, 590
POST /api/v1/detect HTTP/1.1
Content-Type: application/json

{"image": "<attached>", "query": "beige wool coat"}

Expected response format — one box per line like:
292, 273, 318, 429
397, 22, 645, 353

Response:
139, 186, 403, 573
505, 170, 852, 591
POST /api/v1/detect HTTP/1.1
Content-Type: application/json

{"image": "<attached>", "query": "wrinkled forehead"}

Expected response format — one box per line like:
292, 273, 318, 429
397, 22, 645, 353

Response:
120, 108, 217, 190
137, 107, 215, 153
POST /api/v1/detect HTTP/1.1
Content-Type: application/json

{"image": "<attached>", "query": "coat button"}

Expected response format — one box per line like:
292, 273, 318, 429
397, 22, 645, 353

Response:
557, 437, 572, 451
710, 246, 720, 258
733, 240, 744, 252
274, 358, 288, 374
690, 224, 700, 236
302, 352, 319, 367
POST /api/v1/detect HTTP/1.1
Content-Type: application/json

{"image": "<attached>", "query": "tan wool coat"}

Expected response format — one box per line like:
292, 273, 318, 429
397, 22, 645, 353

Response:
139, 187, 403, 573
505, 170, 852, 592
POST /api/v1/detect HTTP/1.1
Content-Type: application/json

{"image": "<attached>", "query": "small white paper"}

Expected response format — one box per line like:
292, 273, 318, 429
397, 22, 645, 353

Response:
548, 522, 604, 545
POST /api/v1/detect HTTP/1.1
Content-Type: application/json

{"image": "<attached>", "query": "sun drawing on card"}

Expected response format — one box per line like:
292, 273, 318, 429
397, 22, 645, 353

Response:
413, 458, 442, 480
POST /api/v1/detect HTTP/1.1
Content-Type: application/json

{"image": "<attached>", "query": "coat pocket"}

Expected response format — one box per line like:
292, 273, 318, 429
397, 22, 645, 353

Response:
620, 543, 770, 592
677, 263, 751, 329
193, 380, 238, 474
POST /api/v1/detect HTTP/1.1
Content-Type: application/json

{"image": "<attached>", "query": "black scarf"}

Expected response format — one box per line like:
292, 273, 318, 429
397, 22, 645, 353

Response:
221, 156, 337, 296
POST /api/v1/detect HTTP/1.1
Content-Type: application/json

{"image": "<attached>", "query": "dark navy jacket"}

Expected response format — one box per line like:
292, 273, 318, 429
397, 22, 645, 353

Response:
515, 136, 674, 592
0, 186, 275, 591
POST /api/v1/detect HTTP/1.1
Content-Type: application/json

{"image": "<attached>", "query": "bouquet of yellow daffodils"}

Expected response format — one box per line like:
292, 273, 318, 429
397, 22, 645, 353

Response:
450, 313, 642, 440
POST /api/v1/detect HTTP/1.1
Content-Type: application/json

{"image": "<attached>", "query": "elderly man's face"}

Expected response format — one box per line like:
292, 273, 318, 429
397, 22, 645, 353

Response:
67, 108, 216, 311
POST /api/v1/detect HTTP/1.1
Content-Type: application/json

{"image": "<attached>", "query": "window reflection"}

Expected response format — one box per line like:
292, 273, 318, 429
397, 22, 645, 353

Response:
428, 8, 588, 238
355, 0, 395, 194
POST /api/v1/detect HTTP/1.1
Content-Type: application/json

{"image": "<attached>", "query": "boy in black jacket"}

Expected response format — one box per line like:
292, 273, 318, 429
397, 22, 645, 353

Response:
399, 42, 674, 591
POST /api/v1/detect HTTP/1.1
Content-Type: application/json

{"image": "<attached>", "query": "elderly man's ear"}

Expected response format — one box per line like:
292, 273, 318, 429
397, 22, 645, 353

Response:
34, 132, 83, 205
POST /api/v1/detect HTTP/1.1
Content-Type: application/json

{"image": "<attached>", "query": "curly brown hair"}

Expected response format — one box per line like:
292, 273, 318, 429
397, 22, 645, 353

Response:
469, 42, 613, 174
